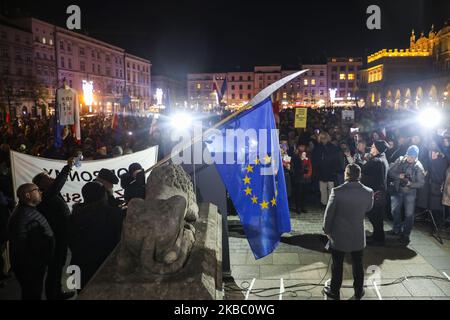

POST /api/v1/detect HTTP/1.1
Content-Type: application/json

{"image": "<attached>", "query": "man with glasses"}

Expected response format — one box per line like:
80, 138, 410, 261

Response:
8, 183, 54, 300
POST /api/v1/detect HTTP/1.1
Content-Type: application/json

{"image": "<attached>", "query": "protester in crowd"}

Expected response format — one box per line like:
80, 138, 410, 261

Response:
323, 164, 374, 300
361, 140, 390, 246
112, 146, 123, 158
68, 181, 124, 289
443, 166, 450, 228
292, 145, 312, 215
417, 145, 448, 226
388, 145, 426, 245
120, 163, 146, 203
94, 168, 122, 208
32, 158, 75, 300
312, 132, 343, 207
8, 183, 54, 300
390, 134, 409, 163
0, 189, 11, 284
385, 138, 396, 163
353, 140, 369, 167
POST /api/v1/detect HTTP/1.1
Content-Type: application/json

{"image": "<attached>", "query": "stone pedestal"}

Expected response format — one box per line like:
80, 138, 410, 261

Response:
78, 202, 222, 300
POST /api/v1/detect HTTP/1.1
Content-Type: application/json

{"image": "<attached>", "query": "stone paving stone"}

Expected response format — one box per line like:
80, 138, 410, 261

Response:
230, 253, 248, 265
410, 245, 448, 257
377, 264, 411, 279
425, 256, 450, 270
283, 280, 327, 299
246, 254, 274, 266
289, 264, 328, 280
273, 253, 301, 265
231, 266, 260, 280
403, 279, 446, 297
260, 266, 291, 280
298, 253, 330, 265
431, 279, 450, 296
403, 264, 442, 277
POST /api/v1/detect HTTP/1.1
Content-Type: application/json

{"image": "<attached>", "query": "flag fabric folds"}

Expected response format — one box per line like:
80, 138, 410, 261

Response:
207, 98, 291, 259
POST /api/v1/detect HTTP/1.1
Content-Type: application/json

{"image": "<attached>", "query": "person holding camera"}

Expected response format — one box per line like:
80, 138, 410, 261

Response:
388, 145, 426, 244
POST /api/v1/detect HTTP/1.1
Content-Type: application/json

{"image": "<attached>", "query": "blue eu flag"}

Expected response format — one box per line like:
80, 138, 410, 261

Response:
207, 98, 291, 259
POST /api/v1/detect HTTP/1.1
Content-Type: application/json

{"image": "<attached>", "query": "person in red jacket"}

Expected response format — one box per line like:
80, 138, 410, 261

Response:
292, 145, 313, 214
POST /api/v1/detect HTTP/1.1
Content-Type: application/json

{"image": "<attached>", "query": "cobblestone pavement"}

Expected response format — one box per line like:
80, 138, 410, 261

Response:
225, 208, 450, 300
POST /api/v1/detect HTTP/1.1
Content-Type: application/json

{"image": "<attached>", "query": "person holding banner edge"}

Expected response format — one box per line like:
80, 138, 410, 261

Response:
32, 157, 75, 300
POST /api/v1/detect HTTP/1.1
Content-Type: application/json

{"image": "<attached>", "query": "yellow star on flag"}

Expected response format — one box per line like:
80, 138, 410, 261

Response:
246, 165, 254, 173
260, 200, 269, 210
254, 157, 261, 165
271, 197, 277, 207
264, 154, 271, 164
251, 196, 258, 204
243, 175, 251, 185
244, 187, 252, 196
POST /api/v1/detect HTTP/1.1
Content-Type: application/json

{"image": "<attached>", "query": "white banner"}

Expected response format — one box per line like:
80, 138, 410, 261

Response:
10, 146, 158, 210
342, 110, 355, 123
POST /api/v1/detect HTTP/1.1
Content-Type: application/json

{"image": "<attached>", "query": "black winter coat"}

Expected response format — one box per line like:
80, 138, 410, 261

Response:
68, 197, 124, 288
8, 203, 54, 271
312, 143, 342, 182
120, 171, 146, 203
37, 165, 71, 257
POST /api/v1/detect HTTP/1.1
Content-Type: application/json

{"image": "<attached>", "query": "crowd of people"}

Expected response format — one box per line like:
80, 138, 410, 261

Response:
0, 115, 149, 299
278, 107, 450, 244
1, 105, 450, 300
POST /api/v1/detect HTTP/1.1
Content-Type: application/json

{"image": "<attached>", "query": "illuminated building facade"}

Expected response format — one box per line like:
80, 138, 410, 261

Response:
0, 16, 151, 117
327, 57, 363, 107
363, 21, 450, 109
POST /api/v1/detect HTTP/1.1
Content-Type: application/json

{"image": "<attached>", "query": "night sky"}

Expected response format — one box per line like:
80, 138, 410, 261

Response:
1, 0, 449, 79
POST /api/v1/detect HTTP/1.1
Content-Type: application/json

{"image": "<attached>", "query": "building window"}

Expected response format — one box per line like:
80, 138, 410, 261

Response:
268, 76, 272, 80
311, 71, 315, 76
42, 37, 46, 44
68, 58, 72, 69
231, 85, 235, 90
92, 64, 96, 73
332, 82, 337, 88
133, 63, 135, 70
247, 94, 251, 99
67, 43, 72, 52
239, 76, 243, 81
247, 85, 251, 90
304, 90, 308, 96
61, 57, 65, 68
331, 74, 337, 80
80, 61, 85, 71
283, 92, 287, 99
312, 90, 315, 96
320, 71, 324, 77
60, 41, 64, 50
247, 76, 251, 81
49, 39, 53, 46
196, 83, 201, 90
98, 65, 101, 74
80, 47, 85, 56
231, 94, 235, 99
339, 66, 346, 71
339, 73, 346, 80
349, 66, 354, 71
97, 52, 100, 59
239, 94, 243, 99
304, 79, 308, 85
332, 66, 337, 72
311, 79, 316, 86
239, 85, 243, 90
348, 73, 355, 80
348, 82, 354, 88
339, 82, 346, 88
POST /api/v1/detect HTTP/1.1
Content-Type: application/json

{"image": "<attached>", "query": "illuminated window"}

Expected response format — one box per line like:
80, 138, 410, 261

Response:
283, 92, 287, 99
348, 74, 355, 80
339, 73, 346, 80
304, 79, 308, 85
196, 83, 201, 90
42, 37, 46, 44
311, 79, 316, 86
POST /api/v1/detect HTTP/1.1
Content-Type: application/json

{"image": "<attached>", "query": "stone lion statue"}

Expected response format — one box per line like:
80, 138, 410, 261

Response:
115, 163, 198, 277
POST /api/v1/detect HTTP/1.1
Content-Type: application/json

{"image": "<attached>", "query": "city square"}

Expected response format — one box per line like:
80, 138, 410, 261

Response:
0, 0, 449, 310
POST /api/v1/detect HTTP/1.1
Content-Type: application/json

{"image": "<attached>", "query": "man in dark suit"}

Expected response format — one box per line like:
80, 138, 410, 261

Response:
323, 164, 374, 300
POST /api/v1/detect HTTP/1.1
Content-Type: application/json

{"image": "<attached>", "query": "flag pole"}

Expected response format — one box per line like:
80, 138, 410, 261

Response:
144, 69, 308, 173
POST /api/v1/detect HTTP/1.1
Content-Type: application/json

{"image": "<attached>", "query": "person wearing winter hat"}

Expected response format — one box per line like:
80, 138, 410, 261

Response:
94, 169, 122, 208
361, 140, 390, 246
387, 145, 426, 245
120, 163, 146, 203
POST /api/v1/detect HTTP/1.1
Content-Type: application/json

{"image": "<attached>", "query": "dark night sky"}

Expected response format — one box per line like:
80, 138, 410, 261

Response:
1, 0, 449, 79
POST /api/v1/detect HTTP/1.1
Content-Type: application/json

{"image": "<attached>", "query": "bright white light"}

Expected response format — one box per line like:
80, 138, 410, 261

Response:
170, 113, 193, 130
128, 131, 133, 136
419, 108, 442, 128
